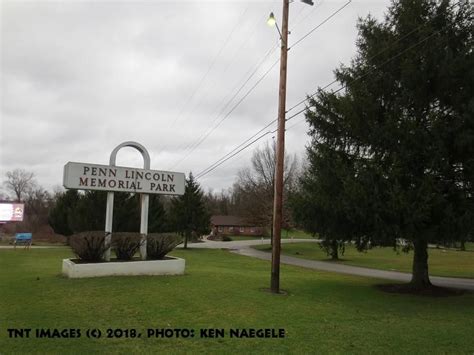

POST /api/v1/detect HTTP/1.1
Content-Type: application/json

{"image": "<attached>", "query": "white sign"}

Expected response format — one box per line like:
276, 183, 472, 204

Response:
0, 203, 25, 222
63, 162, 185, 195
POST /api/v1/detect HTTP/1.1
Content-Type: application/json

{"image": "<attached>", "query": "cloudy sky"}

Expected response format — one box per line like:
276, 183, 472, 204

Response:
1, 0, 390, 196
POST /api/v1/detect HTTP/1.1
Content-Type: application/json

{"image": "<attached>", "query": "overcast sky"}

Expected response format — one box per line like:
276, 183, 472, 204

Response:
1, 0, 390, 197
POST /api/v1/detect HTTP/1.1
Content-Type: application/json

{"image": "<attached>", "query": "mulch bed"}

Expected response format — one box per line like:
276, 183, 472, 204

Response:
375, 283, 470, 297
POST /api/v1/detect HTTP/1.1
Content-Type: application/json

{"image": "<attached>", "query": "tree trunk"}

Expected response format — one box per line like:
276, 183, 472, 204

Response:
184, 231, 189, 249
410, 239, 431, 288
330, 240, 339, 260
460, 239, 466, 251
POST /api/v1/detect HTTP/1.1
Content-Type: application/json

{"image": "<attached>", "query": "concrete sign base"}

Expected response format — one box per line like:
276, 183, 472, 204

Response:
62, 257, 185, 278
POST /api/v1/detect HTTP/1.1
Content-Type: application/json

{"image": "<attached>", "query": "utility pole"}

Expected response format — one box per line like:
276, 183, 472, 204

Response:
271, 0, 289, 294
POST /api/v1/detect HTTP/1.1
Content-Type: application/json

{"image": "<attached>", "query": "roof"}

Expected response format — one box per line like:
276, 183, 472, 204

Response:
210, 215, 254, 227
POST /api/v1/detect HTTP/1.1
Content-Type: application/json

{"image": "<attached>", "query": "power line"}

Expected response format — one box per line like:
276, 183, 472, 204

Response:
290, 2, 310, 27
171, 56, 280, 170
285, 0, 463, 115
195, 118, 278, 178
196, 128, 278, 180
173, 2, 354, 169
175, 8, 278, 135
289, 0, 352, 50
169, 3, 282, 161
171, 44, 279, 162
168, 6, 250, 129
195, 27, 447, 180
291, 0, 325, 29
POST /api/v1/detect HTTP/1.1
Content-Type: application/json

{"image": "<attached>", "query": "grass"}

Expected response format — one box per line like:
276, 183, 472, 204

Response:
463, 242, 474, 251
254, 243, 474, 279
282, 229, 315, 239
1, 248, 473, 353
227, 229, 314, 241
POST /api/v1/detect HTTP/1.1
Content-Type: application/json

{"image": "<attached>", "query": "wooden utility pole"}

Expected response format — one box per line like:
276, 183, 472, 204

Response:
271, 0, 289, 294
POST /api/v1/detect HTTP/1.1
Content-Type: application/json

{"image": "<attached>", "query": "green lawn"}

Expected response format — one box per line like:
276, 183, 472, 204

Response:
1, 248, 473, 353
254, 243, 474, 278
227, 229, 314, 241
282, 229, 315, 239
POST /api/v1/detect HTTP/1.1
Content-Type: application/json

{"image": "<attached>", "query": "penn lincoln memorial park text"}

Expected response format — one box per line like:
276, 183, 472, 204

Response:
63, 162, 185, 195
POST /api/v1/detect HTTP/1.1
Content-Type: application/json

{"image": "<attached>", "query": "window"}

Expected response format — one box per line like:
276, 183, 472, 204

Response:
240, 227, 244, 233
229, 226, 234, 233
218, 226, 223, 232
250, 227, 255, 233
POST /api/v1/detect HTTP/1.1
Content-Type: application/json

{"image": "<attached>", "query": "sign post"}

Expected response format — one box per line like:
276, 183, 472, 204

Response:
63, 141, 185, 261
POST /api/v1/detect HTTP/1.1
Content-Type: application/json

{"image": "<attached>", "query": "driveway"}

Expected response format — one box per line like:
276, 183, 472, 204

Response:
185, 238, 317, 249
186, 238, 474, 291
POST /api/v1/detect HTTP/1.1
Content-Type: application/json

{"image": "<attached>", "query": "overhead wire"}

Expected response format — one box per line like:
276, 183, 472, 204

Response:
169, 4, 281, 168
170, 56, 280, 170
195, 118, 278, 179
289, 0, 352, 50
195, 26, 449, 180
173, 1, 355, 169
284, 0, 462, 115
170, 44, 279, 162
175, 7, 275, 135
291, 0, 325, 28
167, 6, 250, 129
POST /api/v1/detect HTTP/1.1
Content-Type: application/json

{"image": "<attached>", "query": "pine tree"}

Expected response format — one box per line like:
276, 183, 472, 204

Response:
49, 190, 80, 236
169, 173, 210, 248
148, 195, 168, 233
296, 0, 473, 288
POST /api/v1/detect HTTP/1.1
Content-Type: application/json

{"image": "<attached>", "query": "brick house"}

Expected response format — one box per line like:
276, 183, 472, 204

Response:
210, 215, 263, 237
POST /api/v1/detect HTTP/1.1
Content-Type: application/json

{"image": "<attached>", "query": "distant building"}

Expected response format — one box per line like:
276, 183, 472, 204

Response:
210, 215, 263, 237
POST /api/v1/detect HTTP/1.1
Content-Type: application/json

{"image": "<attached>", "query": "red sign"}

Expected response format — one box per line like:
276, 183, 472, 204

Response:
0, 203, 25, 222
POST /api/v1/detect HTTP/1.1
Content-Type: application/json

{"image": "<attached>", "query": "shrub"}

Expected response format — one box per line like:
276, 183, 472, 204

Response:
222, 235, 232, 242
147, 233, 182, 260
69, 231, 110, 262
112, 232, 143, 260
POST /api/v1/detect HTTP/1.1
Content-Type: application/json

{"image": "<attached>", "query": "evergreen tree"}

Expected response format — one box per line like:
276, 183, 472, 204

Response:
148, 195, 168, 233
69, 190, 107, 232
291, 147, 359, 259
49, 189, 170, 236
112, 192, 141, 232
169, 173, 210, 248
49, 190, 80, 236
295, 0, 473, 288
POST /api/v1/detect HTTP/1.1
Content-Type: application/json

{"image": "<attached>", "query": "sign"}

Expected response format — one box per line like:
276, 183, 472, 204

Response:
63, 162, 185, 195
0, 203, 25, 222
63, 141, 185, 261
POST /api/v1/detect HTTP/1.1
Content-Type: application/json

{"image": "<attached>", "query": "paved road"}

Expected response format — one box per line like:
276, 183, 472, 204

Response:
185, 238, 317, 249
186, 239, 474, 291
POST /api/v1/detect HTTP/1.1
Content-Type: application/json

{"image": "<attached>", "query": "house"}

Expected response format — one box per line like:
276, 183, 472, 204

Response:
210, 215, 263, 237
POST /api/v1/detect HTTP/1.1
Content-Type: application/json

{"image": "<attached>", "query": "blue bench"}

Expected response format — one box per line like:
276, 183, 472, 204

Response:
15, 233, 32, 249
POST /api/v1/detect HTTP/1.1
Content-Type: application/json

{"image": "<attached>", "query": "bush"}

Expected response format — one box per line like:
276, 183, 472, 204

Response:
112, 232, 143, 260
222, 235, 232, 242
147, 233, 182, 260
69, 231, 110, 262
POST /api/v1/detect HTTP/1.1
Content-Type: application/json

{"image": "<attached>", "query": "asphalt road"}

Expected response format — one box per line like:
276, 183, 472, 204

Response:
186, 238, 474, 291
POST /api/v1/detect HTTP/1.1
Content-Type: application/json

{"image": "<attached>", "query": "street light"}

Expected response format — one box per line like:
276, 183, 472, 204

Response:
267, 12, 276, 27
267, 12, 283, 40
268, 0, 312, 294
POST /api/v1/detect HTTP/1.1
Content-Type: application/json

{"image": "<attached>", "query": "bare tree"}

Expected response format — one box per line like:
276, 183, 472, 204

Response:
23, 187, 52, 233
234, 142, 297, 235
4, 169, 36, 201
